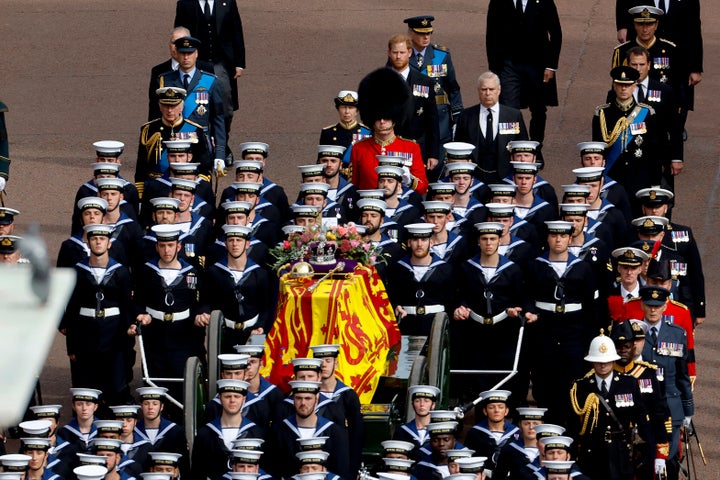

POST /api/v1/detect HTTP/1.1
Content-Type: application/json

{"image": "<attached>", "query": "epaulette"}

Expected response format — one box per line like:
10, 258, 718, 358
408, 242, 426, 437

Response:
397, 136, 418, 144
322, 124, 337, 130
140, 118, 160, 128
669, 299, 689, 310
359, 123, 370, 129
614, 41, 631, 49
638, 103, 656, 115
636, 360, 657, 370
659, 37, 677, 47
582, 369, 595, 379
594, 103, 610, 115
185, 119, 204, 129
198, 69, 218, 78
433, 44, 449, 52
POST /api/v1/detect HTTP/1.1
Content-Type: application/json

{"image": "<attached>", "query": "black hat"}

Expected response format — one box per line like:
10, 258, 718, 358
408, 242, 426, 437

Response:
639, 286, 670, 306
636, 186, 673, 207
404, 15, 435, 33
156, 87, 187, 105
358, 68, 413, 130
0, 207, 20, 225
646, 258, 671, 281
610, 320, 635, 343
611, 66, 640, 84
174, 36, 201, 53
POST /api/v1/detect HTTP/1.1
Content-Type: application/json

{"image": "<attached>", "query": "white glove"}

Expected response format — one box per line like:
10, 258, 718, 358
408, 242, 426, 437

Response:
683, 416, 693, 433
0, 177, 6, 191
400, 166, 412, 186
213, 158, 226, 176
654, 458, 666, 475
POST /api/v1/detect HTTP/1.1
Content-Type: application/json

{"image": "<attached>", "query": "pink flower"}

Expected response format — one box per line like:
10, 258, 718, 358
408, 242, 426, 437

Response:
362, 243, 371, 251
350, 240, 360, 248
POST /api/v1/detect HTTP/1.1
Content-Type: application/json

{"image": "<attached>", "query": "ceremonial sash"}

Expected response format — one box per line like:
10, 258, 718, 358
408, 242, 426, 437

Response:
605, 106, 649, 171
183, 73, 215, 127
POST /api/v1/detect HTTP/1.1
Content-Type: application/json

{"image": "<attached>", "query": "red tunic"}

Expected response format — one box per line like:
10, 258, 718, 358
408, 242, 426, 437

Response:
350, 136, 428, 194
619, 299, 696, 378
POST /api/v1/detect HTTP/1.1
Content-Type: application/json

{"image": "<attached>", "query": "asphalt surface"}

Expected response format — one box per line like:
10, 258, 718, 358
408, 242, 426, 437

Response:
1, 0, 717, 473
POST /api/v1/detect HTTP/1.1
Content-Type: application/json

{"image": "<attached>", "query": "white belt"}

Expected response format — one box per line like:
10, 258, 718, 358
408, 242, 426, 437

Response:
146, 307, 191, 322
535, 301, 582, 314
79, 307, 120, 318
469, 309, 508, 326
224, 315, 259, 330
402, 305, 444, 315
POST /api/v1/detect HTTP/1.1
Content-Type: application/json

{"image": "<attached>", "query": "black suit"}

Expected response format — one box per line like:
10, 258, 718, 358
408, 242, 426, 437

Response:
174, 0, 246, 111
394, 68, 440, 162
486, 0, 562, 143
453, 103, 528, 183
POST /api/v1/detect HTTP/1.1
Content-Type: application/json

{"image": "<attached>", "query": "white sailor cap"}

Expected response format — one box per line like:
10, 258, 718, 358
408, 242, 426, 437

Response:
376, 155, 408, 167
485, 203, 515, 217
233, 345, 265, 358
422, 201, 452, 214
70, 388, 102, 402
381, 440, 415, 454
507, 140, 540, 153
429, 410, 457, 423
83, 224, 114, 237
455, 456, 487, 473
426, 422, 458, 435
282, 225, 306, 235
77, 197, 108, 212
222, 224, 252, 239
218, 354, 250, 370
292, 204, 321, 217
95, 178, 125, 191
299, 182, 330, 196
577, 141, 607, 154
510, 162, 539, 174
91, 438, 122, 453
293, 474, 326, 480
446, 449, 475, 462
93, 420, 123, 434
232, 182, 263, 194
479, 389, 511, 404
296, 436, 328, 451
357, 198, 387, 213
544, 221, 574, 235
216, 379, 250, 395
408, 385, 440, 400
169, 162, 200, 173
239, 142, 269, 157
76, 453, 107, 466
109, 404, 140, 418
446, 475, 477, 480
488, 183, 516, 196
288, 380, 321, 394
296, 450, 330, 464
162, 140, 193, 152
169, 177, 198, 192
231, 437, 265, 450
382, 457, 414, 471
317, 144, 346, 158
233, 160, 264, 172
291, 357, 323, 371
516, 407, 548, 420
140, 474, 173, 480
561, 184, 591, 197
148, 452, 183, 466
375, 165, 404, 179
18, 419, 52, 436
136, 386, 168, 400
559, 203, 590, 216
357, 189, 386, 199
473, 222, 504, 236
376, 473, 409, 480
445, 162, 476, 176
231, 449, 264, 464
405, 223, 434, 238
150, 197, 181, 211
93, 140, 125, 157
19, 437, 52, 451
223, 200, 254, 215
534, 423, 566, 438
443, 142, 475, 160
73, 465, 109, 480
91, 162, 120, 175
309, 344, 341, 358
28, 404, 61, 419
298, 164, 326, 178
573, 166, 605, 182
151, 224, 182, 242
539, 435, 574, 451
0, 454, 30, 471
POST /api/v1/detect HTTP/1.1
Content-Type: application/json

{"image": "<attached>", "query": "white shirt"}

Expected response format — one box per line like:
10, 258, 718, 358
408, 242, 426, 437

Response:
594, 374, 611, 393
620, 284, 639, 301
199, 0, 214, 14
412, 265, 430, 282
634, 78, 649, 103
397, 66, 410, 81
159, 268, 181, 286
479, 104, 500, 140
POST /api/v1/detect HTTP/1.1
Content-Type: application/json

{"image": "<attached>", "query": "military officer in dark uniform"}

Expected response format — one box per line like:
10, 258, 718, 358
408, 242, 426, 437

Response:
452, 222, 527, 404
404, 16, 463, 160
525, 221, 600, 422
198, 224, 273, 351
639, 286, 693, 478
191, 379, 264, 480
267, 381, 351, 480
611, 320, 671, 480
592, 67, 661, 216
636, 186, 705, 323
135, 87, 211, 196
387, 34, 440, 174
62, 224, 133, 406
310, 344, 364, 477
130, 226, 205, 409
385, 223, 456, 336
569, 331, 656, 480
156, 36, 227, 174
319, 91, 372, 169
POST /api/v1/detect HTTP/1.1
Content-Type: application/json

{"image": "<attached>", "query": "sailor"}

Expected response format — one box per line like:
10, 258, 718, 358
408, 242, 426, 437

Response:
463, 390, 519, 472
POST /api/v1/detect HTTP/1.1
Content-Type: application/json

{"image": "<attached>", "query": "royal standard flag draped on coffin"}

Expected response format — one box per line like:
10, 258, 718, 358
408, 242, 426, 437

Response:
261, 266, 401, 403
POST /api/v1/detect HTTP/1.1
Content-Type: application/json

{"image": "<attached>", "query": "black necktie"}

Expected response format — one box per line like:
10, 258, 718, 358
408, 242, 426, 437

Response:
485, 109, 494, 145
183, 73, 190, 90
417, 52, 424, 68
516, 0, 524, 14
600, 379, 609, 397
203, 0, 212, 20
651, 327, 658, 345
637, 84, 645, 103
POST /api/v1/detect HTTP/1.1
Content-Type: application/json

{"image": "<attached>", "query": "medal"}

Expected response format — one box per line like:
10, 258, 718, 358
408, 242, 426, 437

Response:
196, 104, 207, 116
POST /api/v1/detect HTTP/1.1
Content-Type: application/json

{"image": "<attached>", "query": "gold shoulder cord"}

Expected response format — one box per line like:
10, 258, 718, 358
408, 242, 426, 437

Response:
570, 382, 600, 435
598, 108, 629, 147
140, 125, 163, 166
